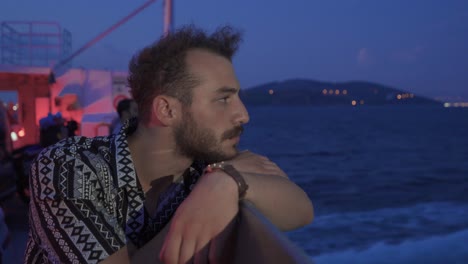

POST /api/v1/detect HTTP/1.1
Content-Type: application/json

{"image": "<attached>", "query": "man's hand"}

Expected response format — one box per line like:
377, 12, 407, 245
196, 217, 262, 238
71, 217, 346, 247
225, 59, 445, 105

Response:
159, 170, 239, 264
226, 151, 288, 179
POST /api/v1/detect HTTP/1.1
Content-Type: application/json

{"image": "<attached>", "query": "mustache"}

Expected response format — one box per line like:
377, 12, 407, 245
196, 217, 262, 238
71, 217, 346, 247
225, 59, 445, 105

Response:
222, 126, 244, 140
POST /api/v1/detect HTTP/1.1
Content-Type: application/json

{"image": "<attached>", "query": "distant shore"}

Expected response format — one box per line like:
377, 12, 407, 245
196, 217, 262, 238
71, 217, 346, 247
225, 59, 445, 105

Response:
242, 79, 442, 107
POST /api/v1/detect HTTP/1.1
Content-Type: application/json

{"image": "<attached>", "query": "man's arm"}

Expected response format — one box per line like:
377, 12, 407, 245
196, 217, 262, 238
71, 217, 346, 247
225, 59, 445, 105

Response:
158, 151, 314, 263
226, 150, 314, 230
240, 171, 313, 230
26, 148, 127, 264
27, 145, 196, 264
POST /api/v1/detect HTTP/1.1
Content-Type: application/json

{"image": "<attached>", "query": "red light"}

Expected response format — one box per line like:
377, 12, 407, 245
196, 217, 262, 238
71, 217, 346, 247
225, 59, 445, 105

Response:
18, 128, 25, 137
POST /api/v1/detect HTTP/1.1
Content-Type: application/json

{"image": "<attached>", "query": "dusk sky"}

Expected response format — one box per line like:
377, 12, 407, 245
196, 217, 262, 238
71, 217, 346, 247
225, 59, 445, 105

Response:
1, 0, 468, 101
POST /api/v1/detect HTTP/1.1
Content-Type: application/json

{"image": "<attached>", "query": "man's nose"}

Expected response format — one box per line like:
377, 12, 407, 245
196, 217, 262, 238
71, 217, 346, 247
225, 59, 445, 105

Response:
234, 100, 250, 125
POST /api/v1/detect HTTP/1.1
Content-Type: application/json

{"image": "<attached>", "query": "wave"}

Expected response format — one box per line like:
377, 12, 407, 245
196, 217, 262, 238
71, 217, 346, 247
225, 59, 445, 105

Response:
288, 202, 468, 256
312, 228, 468, 264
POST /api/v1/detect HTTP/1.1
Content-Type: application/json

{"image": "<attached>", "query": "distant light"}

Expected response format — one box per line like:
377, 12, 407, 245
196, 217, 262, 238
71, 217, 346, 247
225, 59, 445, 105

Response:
13, 105, 18, 111
343, 90, 348, 95
322, 89, 328, 95
268, 89, 274, 95
397, 94, 402, 100
360, 100, 365, 105
454, 102, 467, 107
11, 132, 18, 141
328, 89, 333, 94
18, 128, 25, 137
351, 100, 357, 106
335, 90, 340, 95
444, 103, 451, 108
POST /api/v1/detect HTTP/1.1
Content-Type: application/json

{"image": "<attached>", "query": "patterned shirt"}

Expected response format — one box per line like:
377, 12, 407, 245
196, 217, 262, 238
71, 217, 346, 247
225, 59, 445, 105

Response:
24, 119, 203, 263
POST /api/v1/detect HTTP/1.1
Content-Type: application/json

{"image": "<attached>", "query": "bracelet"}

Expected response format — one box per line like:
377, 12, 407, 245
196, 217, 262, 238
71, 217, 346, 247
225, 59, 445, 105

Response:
206, 162, 249, 200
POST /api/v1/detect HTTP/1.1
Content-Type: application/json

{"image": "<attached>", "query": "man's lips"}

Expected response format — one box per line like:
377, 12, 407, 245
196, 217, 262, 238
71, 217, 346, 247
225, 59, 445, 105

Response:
222, 126, 244, 141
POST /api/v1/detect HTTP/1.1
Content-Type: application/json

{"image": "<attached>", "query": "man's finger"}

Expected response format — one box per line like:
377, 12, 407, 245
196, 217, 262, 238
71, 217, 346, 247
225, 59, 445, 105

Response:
159, 229, 182, 264
179, 236, 197, 264
264, 163, 288, 177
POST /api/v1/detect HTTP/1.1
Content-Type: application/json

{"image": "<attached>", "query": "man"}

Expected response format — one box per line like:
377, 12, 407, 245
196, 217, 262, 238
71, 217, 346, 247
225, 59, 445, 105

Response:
38, 112, 68, 147
110, 99, 138, 134
25, 25, 314, 263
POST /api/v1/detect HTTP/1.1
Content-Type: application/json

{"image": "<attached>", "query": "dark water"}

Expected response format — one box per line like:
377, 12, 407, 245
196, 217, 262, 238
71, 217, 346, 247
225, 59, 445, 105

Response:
239, 105, 468, 263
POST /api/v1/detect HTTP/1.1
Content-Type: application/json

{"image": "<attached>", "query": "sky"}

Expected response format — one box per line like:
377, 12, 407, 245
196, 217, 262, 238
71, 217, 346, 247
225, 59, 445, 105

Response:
1, 0, 468, 101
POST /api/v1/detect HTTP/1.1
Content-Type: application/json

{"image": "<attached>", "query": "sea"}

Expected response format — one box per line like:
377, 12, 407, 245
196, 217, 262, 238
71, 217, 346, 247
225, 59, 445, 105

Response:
239, 105, 468, 264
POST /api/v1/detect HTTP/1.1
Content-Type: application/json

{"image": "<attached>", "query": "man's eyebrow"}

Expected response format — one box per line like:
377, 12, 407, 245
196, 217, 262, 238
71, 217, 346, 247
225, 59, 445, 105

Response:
215, 86, 239, 94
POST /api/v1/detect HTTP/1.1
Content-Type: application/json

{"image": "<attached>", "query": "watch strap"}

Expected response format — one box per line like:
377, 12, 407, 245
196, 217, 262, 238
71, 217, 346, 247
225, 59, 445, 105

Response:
206, 162, 249, 199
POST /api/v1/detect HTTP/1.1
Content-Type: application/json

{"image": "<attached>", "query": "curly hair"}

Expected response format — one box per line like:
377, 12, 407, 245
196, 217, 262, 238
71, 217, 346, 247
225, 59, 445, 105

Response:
128, 25, 243, 124
116, 98, 134, 118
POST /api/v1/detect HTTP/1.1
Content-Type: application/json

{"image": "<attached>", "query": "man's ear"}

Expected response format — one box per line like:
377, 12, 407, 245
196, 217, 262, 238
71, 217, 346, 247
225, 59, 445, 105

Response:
150, 95, 181, 126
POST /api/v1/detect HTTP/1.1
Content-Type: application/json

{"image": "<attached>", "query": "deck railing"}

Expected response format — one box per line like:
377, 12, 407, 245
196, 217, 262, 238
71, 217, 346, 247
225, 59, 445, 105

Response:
234, 201, 313, 264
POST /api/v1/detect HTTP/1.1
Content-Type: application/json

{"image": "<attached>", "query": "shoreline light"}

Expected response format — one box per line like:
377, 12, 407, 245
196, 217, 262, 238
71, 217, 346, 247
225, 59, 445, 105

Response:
444, 102, 468, 108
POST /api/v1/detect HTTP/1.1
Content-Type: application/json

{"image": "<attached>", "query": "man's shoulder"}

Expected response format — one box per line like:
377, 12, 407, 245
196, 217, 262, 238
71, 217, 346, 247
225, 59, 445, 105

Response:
38, 135, 113, 159
32, 135, 117, 200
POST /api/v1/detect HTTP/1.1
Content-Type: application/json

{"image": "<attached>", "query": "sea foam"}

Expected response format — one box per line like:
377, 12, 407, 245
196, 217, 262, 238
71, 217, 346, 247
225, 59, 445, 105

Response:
312, 228, 468, 264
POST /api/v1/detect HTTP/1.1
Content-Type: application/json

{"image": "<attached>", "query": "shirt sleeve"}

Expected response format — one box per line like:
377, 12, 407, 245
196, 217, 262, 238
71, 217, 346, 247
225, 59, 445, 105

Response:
24, 145, 125, 264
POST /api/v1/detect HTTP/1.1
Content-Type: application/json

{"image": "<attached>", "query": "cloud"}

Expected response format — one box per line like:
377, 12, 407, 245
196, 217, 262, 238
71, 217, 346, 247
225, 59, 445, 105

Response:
357, 48, 374, 66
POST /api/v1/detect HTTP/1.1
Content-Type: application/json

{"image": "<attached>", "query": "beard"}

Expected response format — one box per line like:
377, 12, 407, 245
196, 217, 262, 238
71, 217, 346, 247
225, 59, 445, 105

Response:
173, 110, 244, 164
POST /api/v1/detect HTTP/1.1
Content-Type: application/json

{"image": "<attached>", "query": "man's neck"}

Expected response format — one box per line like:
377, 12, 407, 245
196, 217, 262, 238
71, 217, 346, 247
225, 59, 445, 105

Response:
127, 123, 193, 193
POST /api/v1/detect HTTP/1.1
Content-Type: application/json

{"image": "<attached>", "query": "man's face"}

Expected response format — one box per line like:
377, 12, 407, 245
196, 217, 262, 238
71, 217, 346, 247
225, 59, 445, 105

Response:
174, 108, 244, 163
173, 49, 249, 163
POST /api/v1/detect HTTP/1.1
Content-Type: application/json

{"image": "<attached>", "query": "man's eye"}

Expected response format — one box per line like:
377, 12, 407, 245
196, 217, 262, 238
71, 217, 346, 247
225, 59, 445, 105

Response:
218, 97, 230, 103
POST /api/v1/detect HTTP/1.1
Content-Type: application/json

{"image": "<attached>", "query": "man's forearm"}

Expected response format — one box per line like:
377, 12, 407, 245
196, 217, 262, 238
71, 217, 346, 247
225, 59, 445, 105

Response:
242, 172, 314, 231
220, 151, 314, 230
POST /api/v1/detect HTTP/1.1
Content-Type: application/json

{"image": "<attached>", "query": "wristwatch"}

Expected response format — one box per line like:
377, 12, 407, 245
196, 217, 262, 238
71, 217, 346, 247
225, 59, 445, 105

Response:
206, 162, 249, 200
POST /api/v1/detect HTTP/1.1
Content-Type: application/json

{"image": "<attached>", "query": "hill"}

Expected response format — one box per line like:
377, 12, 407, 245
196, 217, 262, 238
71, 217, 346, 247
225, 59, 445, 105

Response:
241, 79, 441, 106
